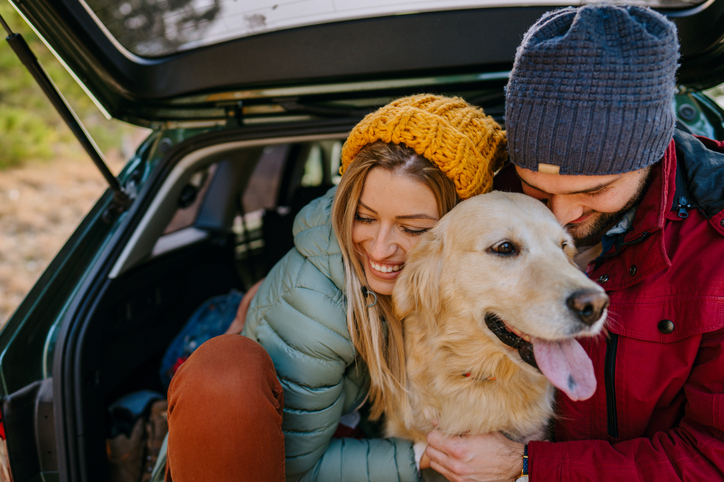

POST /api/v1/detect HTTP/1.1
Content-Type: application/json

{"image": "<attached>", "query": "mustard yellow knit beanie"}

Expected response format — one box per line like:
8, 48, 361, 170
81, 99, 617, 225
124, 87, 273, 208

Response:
340, 94, 507, 199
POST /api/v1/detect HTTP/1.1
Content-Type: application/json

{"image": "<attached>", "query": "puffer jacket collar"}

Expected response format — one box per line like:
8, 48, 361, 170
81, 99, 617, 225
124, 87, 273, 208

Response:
291, 186, 346, 293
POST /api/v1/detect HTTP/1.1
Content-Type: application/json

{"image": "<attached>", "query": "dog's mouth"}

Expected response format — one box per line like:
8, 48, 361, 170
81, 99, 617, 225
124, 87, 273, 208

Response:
484, 312, 600, 401
484, 313, 538, 371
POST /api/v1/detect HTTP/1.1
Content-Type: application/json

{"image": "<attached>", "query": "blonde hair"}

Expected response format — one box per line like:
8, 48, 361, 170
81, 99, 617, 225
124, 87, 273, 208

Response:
332, 141, 458, 419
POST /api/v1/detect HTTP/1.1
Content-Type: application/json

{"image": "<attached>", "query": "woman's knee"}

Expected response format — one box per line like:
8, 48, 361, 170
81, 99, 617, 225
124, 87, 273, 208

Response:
168, 334, 283, 421
166, 334, 285, 480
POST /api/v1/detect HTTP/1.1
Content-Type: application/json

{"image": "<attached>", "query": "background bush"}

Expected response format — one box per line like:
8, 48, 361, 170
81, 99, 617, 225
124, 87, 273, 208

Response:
0, 2, 137, 169
707, 84, 724, 108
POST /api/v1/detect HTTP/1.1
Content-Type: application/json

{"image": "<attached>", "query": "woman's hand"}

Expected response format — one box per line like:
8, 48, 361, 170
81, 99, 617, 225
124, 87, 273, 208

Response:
425, 429, 524, 482
224, 278, 265, 335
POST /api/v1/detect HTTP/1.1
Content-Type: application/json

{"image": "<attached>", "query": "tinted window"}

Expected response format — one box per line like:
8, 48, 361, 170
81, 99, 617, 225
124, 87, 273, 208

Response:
85, 0, 706, 57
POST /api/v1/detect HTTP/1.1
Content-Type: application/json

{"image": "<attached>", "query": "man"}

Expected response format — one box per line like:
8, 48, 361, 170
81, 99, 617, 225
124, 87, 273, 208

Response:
424, 4, 724, 481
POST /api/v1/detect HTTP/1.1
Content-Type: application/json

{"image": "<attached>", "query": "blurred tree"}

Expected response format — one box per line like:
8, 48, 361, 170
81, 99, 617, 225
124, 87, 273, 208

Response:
706, 84, 724, 110
0, 1, 138, 169
88, 0, 221, 56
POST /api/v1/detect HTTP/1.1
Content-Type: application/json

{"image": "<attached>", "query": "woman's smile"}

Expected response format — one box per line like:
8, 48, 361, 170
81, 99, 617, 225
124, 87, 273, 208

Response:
368, 259, 404, 274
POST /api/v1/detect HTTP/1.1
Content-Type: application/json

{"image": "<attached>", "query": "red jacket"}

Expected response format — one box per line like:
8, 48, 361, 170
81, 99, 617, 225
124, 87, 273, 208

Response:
499, 131, 724, 481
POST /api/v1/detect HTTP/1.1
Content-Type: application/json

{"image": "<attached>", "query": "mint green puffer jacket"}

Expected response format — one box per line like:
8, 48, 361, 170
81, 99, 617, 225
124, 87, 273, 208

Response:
242, 187, 418, 481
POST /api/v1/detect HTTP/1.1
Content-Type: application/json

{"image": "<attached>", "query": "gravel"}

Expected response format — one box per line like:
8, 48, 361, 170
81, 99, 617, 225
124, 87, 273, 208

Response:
0, 148, 128, 327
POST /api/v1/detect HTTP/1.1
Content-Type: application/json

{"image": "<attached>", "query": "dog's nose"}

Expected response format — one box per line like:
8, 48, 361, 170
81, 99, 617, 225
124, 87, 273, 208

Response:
566, 290, 609, 326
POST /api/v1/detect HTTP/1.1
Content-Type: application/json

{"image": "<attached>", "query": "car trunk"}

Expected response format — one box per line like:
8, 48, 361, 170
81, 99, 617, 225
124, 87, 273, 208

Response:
48, 119, 350, 480
2, 1, 724, 481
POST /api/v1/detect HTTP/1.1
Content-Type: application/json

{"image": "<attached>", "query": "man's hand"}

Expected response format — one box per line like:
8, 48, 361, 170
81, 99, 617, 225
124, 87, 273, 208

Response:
425, 429, 524, 482
420, 451, 431, 470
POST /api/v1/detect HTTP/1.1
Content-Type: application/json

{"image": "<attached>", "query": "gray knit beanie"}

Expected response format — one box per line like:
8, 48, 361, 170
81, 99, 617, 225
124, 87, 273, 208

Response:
505, 4, 679, 175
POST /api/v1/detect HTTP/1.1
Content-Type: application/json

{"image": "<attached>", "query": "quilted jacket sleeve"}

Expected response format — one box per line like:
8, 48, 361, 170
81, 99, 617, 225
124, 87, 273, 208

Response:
243, 248, 419, 482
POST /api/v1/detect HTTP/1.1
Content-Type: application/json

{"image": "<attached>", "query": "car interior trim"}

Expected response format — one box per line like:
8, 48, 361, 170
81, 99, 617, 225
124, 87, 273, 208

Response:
109, 132, 346, 279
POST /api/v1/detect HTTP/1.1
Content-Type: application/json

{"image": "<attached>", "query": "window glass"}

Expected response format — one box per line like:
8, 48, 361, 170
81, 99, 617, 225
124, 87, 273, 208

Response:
301, 145, 323, 188
163, 165, 215, 234
84, 0, 705, 57
242, 144, 289, 213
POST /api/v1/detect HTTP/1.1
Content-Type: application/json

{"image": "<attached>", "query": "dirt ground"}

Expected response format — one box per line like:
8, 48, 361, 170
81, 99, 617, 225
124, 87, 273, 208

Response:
0, 143, 135, 327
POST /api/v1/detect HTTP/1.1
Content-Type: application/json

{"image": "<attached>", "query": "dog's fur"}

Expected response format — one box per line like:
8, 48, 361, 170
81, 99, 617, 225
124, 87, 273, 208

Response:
386, 191, 608, 444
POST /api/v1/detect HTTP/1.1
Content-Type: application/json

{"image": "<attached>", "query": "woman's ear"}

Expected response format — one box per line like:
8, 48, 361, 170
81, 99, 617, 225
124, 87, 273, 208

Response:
392, 230, 445, 322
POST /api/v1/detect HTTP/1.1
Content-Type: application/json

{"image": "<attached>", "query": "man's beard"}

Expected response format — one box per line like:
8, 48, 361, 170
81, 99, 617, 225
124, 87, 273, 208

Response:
568, 168, 653, 247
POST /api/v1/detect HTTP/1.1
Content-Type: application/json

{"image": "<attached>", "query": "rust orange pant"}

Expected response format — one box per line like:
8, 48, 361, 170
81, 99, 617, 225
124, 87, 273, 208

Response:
166, 334, 285, 481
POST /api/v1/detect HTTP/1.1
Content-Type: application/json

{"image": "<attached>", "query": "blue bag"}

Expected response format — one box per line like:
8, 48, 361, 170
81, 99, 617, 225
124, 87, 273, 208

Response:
159, 289, 244, 389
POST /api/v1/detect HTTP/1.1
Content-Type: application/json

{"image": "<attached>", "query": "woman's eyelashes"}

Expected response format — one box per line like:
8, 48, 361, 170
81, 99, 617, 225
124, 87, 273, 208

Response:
354, 213, 432, 237
354, 213, 374, 224
400, 226, 430, 236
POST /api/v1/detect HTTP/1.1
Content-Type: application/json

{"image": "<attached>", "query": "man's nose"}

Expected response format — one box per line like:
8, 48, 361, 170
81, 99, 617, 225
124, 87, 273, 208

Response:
548, 196, 584, 226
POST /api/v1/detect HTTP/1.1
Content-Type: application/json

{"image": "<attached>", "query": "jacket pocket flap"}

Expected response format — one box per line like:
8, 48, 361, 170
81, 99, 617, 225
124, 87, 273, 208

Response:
606, 297, 724, 343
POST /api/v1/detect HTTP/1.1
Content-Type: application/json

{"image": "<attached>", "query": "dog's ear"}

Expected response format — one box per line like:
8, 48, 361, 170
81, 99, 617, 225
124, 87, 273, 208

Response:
393, 229, 445, 323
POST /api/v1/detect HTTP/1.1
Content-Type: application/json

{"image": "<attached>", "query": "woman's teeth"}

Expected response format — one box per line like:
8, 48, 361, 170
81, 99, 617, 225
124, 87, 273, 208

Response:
370, 261, 403, 273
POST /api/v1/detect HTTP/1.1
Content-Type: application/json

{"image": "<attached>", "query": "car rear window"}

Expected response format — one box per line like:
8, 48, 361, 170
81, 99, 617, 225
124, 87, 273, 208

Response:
84, 0, 706, 57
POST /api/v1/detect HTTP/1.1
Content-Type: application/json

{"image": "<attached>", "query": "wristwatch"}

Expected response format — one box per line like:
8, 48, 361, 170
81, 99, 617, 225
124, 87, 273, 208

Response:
517, 444, 529, 480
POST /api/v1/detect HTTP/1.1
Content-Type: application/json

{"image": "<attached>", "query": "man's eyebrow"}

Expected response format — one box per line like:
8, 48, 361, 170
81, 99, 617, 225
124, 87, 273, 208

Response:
517, 174, 620, 195
358, 200, 438, 221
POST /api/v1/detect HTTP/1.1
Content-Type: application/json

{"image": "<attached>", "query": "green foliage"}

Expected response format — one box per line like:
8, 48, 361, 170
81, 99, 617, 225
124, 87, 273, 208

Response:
0, 1, 136, 169
705, 84, 724, 110
0, 106, 57, 167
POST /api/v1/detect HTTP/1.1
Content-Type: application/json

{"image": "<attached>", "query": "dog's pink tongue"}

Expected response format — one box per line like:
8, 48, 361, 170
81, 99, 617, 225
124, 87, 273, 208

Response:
532, 337, 597, 401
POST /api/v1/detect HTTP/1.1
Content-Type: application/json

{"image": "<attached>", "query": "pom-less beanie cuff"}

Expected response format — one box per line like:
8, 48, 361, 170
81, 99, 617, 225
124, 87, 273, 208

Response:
505, 4, 679, 175
340, 94, 507, 199
506, 98, 676, 175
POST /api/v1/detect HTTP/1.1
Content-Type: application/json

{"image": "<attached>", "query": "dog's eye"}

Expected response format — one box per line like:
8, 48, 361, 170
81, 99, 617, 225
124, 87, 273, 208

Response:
490, 241, 517, 256
562, 241, 577, 253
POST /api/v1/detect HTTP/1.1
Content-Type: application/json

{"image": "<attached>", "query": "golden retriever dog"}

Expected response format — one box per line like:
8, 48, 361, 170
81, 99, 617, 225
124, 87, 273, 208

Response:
387, 191, 609, 448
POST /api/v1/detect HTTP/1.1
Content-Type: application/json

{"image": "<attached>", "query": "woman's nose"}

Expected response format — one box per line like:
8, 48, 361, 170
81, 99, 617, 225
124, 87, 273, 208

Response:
548, 196, 584, 226
368, 226, 398, 259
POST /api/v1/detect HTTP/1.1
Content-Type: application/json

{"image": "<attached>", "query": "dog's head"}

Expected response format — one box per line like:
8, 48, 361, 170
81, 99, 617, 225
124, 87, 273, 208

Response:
393, 191, 608, 401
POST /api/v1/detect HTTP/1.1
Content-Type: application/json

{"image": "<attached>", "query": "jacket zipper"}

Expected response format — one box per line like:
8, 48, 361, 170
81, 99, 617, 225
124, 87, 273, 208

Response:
672, 153, 694, 219
605, 333, 619, 438
676, 195, 692, 218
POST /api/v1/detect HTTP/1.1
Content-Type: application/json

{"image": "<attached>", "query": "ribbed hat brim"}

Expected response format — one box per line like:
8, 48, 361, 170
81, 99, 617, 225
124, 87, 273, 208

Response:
507, 97, 675, 175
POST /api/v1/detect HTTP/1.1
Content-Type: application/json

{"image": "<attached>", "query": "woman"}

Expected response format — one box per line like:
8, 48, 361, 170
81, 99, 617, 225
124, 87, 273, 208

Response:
164, 94, 507, 481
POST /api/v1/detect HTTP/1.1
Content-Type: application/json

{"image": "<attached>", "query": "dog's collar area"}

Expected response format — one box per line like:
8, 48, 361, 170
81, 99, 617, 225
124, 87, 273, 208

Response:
463, 372, 496, 381
484, 313, 540, 371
